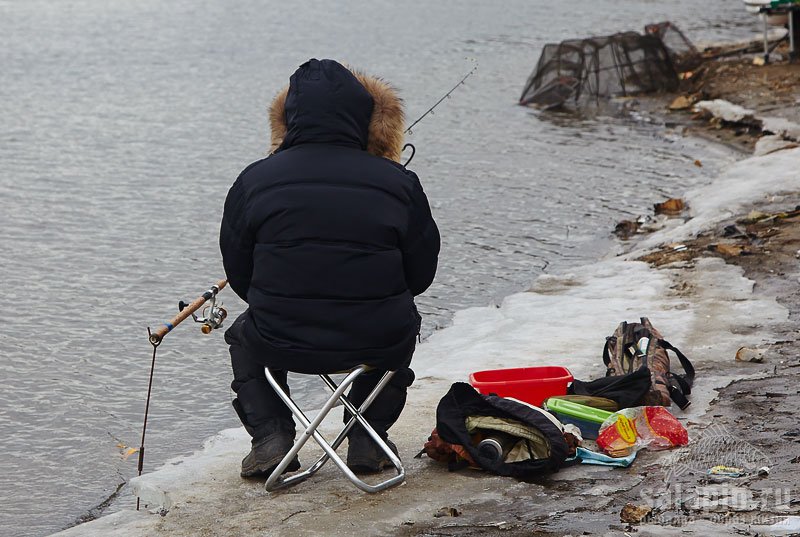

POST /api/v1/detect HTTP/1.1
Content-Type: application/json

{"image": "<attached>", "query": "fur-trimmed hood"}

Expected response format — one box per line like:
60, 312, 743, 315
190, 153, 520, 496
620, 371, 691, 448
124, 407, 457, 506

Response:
268, 59, 405, 162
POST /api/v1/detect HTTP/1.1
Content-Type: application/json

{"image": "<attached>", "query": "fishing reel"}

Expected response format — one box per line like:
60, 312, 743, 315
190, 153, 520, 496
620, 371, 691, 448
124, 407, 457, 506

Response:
178, 287, 227, 335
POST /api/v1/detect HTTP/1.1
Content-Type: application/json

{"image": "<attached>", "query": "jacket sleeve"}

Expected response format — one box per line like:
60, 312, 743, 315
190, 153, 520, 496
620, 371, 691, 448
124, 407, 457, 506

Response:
401, 171, 441, 296
219, 177, 254, 302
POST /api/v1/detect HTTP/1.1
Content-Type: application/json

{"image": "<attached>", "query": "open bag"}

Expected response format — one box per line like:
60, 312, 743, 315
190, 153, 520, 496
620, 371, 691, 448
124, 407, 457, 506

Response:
422, 382, 574, 478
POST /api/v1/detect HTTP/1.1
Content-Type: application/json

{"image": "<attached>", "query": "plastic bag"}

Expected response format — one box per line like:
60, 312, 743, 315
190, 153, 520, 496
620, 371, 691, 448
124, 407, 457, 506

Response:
596, 406, 688, 457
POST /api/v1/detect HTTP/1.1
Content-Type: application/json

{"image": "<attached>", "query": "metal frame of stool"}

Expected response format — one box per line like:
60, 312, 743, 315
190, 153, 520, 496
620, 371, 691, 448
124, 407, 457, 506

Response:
263, 365, 406, 493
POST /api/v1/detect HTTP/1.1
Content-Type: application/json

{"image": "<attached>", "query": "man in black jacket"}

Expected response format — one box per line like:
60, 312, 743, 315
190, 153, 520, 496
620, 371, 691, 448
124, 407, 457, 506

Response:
220, 59, 440, 477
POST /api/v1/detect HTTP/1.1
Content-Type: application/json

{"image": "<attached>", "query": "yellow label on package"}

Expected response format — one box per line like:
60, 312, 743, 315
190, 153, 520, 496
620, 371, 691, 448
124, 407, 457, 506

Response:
615, 415, 636, 443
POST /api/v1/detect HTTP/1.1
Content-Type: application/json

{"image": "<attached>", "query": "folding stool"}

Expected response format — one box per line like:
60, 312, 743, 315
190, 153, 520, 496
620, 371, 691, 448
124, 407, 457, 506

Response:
263, 365, 406, 493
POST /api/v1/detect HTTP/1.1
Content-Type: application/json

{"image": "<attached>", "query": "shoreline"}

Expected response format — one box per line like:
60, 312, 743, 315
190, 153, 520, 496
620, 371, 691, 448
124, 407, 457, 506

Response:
52, 49, 800, 537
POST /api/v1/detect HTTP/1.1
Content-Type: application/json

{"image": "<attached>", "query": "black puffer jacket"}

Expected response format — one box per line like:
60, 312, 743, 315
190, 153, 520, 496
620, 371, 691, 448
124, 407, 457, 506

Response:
220, 59, 440, 373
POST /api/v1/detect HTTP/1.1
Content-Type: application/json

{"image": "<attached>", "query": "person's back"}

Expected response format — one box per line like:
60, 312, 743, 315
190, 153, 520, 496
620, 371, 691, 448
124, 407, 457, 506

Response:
220, 58, 440, 477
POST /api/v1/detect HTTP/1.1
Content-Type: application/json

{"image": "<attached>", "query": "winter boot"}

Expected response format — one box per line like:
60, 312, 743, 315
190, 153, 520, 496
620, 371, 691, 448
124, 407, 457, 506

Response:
346, 429, 399, 474
241, 430, 301, 478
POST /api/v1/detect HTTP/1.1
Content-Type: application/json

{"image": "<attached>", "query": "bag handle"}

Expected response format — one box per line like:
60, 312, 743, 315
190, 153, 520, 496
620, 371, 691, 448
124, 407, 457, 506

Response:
658, 339, 695, 387
668, 382, 691, 410
659, 338, 694, 410
603, 321, 628, 375
602, 337, 614, 369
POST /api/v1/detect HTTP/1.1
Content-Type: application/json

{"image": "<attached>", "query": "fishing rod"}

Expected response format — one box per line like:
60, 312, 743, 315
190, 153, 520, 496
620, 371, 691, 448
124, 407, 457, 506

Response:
404, 63, 478, 135
136, 279, 228, 510
147, 279, 228, 345
402, 61, 478, 167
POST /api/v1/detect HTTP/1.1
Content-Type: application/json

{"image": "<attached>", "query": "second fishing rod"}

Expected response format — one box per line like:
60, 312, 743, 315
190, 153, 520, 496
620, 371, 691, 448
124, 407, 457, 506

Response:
402, 61, 478, 167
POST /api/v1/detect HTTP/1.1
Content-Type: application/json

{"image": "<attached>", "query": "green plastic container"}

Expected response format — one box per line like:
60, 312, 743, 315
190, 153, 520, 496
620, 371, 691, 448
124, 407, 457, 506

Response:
544, 398, 614, 440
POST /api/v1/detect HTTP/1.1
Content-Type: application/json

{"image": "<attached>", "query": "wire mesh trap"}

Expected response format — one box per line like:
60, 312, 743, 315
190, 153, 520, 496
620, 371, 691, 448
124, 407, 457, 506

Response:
644, 21, 702, 73
520, 22, 699, 110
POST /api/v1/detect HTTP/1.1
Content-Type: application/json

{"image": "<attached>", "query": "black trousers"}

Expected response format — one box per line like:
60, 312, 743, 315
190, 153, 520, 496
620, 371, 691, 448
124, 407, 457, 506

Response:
226, 313, 415, 441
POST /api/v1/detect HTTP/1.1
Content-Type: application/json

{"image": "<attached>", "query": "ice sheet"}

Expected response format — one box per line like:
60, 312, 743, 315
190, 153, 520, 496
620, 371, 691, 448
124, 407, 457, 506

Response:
635, 146, 800, 251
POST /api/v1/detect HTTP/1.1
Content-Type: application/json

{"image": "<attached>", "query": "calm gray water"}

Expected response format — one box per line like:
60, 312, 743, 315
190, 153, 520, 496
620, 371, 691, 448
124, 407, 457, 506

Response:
0, 1, 755, 535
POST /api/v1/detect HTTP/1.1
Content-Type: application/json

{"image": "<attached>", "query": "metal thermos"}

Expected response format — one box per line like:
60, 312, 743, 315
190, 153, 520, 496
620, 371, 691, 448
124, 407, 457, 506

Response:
477, 431, 517, 463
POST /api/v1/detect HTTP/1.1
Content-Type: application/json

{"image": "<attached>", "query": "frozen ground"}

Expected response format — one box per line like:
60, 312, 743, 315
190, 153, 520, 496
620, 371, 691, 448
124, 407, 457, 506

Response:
52, 147, 800, 536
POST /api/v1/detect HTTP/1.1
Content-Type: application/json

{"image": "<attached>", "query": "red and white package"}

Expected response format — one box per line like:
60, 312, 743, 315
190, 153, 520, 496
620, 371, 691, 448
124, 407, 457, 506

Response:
596, 406, 688, 457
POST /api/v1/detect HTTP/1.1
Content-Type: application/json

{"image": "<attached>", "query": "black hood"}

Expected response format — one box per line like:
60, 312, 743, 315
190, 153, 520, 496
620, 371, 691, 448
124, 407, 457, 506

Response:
278, 59, 374, 152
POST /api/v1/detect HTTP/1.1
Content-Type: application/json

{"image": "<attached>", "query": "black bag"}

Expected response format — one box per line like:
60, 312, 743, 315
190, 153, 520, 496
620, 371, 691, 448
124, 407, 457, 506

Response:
568, 368, 652, 409
434, 382, 570, 478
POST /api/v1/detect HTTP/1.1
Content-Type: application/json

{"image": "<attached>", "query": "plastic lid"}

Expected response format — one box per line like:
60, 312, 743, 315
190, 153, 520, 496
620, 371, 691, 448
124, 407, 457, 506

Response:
543, 397, 614, 424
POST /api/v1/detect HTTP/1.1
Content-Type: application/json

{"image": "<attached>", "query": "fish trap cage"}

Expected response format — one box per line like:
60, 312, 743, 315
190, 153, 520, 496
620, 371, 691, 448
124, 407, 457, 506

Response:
644, 21, 701, 73
520, 23, 695, 110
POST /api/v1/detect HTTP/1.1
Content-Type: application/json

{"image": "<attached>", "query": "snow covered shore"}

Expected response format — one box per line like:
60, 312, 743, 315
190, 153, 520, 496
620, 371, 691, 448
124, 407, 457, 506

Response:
52, 146, 800, 537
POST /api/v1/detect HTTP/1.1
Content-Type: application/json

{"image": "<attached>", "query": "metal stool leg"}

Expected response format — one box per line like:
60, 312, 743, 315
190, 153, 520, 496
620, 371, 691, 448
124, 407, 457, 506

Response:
263, 366, 406, 493
263, 367, 361, 489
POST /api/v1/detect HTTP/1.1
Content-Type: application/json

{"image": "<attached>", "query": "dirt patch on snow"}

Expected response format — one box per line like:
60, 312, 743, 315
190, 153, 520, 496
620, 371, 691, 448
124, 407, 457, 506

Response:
635, 48, 800, 153
687, 57, 800, 124
639, 203, 800, 267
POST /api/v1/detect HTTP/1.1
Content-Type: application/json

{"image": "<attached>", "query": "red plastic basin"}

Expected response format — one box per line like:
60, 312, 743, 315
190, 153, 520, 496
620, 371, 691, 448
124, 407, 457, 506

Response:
469, 366, 574, 407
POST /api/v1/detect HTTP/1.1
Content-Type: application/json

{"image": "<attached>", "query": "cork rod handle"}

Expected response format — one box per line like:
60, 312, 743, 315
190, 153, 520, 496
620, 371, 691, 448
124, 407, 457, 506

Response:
149, 279, 227, 345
